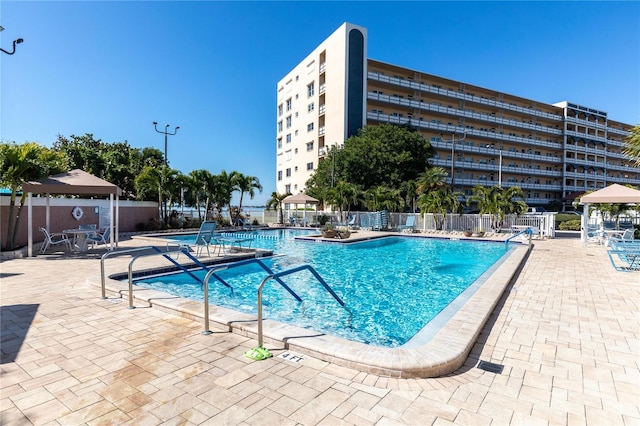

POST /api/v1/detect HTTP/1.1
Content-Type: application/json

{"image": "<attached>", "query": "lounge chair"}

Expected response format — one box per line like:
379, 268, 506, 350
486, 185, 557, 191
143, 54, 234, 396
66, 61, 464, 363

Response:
185, 221, 217, 257
607, 248, 640, 272
239, 218, 255, 231
39, 227, 72, 254
346, 214, 357, 229
87, 227, 111, 250
398, 215, 416, 232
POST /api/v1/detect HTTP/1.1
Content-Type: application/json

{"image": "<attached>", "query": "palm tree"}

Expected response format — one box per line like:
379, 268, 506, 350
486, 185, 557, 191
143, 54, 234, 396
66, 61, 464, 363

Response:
327, 181, 361, 222
467, 185, 527, 231
0, 142, 68, 250
400, 179, 419, 213
265, 191, 291, 224
364, 185, 403, 212
622, 123, 640, 167
187, 169, 213, 221
235, 174, 263, 225
216, 170, 240, 225
416, 166, 448, 194
417, 187, 464, 230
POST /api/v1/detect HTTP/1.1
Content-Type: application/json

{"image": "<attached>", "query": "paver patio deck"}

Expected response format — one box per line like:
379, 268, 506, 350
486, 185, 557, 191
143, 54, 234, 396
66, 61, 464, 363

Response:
1, 235, 638, 425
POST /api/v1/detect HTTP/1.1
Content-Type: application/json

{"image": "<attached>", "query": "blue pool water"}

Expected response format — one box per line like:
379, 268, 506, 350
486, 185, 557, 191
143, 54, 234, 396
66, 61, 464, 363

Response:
135, 230, 512, 347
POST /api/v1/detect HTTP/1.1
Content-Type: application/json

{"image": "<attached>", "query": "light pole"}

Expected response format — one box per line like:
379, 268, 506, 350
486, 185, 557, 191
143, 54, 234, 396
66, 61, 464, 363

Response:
440, 132, 466, 187
498, 149, 503, 187
486, 144, 503, 187
153, 122, 180, 165
0, 26, 24, 55
331, 144, 335, 188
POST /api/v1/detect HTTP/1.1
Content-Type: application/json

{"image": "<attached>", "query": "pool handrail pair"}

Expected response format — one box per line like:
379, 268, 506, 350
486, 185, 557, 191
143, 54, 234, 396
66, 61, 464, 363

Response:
101, 246, 348, 338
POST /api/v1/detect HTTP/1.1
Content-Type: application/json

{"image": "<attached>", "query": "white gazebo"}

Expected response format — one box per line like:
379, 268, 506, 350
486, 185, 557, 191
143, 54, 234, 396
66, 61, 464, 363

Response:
579, 183, 640, 242
283, 193, 319, 226
22, 169, 122, 256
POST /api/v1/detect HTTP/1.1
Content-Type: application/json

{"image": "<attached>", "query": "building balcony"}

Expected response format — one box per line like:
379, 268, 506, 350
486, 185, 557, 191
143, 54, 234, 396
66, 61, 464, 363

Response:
453, 177, 561, 191
368, 112, 563, 151
367, 72, 564, 122
367, 92, 562, 136
432, 159, 563, 178
607, 126, 630, 137
564, 116, 608, 131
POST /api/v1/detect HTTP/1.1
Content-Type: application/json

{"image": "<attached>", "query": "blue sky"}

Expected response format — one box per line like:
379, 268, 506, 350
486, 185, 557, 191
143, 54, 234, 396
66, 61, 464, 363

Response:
2, 1, 638, 205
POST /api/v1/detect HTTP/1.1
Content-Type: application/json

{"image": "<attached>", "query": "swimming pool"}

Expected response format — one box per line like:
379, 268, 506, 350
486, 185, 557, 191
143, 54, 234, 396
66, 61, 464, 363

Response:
133, 230, 514, 348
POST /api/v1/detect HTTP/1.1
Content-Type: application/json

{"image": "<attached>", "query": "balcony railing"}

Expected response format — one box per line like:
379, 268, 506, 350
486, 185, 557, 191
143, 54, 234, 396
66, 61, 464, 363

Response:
367, 92, 563, 136
367, 112, 563, 150
368, 72, 564, 121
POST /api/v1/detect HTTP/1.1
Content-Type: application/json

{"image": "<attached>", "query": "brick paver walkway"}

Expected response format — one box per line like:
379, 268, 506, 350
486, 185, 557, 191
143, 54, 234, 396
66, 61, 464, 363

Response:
1, 237, 638, 425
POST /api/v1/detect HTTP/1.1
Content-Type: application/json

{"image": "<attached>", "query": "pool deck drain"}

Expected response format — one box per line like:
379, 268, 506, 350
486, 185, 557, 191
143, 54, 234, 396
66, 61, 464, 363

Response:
1, 234, 638, 424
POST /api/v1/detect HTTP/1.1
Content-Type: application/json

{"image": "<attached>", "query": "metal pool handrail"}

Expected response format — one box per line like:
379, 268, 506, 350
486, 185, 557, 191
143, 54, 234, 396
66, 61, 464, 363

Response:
125, 247, 221, 309
505, 228, 533, 245
100, 246, 157, 299
100, 245, 223, 301
206, 257, 303, 302
255, 264, 349, 348
202, 265, 229, 334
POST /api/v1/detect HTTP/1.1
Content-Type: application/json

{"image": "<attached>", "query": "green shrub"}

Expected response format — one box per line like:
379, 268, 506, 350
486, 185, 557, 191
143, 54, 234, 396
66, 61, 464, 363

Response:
558, 219, 581, 231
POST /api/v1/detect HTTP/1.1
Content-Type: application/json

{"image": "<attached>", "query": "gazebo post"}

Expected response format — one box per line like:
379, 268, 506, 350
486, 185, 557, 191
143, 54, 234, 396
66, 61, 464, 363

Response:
581, 204, 589, 243
45, 193, 50, 232
27, 192, 33, 257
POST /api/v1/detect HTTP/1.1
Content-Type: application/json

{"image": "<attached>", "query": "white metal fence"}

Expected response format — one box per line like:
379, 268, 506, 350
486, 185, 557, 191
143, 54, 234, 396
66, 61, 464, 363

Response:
255, 210, 556, 238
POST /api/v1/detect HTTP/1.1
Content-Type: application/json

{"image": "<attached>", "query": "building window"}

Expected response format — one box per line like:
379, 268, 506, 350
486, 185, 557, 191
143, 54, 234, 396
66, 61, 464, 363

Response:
277, 138, 282, 149
307, 83, 315, 97
286, 168, 291, 177
308, 102, 315, 112
285, 184, 291, 193
286, 134, 291, 143
285, 150, 292, 161
294, 166, 298, 172
286, 98, 292, 111
306, 142, 314, 151
307, 123, 314, 132
277, 121, 283, 132
277, 153, 283, 165
277, 171, 282, 181
278, 104, 283, 117
307, 162, 314, 171
286, 116, 292, 128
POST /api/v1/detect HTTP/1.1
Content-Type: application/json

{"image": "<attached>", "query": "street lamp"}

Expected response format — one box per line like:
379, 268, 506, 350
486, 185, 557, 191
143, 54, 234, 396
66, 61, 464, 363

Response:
153, 122, 180, 165
486, 144, 503, 187
331, 144, 336, 188
0, 26, 24, 55
440, 132, 466, 187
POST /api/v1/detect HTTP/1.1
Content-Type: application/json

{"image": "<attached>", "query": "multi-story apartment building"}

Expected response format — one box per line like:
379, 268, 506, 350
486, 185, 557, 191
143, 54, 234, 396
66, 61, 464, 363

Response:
275, 22, 637, 209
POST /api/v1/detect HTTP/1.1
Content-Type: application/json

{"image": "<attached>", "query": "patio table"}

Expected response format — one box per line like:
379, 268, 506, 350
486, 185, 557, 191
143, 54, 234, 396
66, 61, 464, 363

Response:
62, 228, 98, 252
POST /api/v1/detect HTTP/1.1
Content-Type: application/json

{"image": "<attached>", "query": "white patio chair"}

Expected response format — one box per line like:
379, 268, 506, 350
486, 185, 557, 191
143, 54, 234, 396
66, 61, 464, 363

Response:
39, 227, 72, 254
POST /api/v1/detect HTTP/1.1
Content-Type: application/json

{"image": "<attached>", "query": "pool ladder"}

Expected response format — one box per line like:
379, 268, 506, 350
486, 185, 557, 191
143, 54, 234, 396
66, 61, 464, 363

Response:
505, 228, 533, 245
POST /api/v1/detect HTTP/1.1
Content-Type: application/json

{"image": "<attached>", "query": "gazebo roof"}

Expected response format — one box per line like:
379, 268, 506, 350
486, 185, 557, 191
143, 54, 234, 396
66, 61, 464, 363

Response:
283, 192, 319, 204
22, 169, 122, 196
579, 184, 640, 204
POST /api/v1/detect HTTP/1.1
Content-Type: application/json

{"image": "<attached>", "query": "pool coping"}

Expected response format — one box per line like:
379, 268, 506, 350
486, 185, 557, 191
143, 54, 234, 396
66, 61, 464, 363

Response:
90, 234, 531, 378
